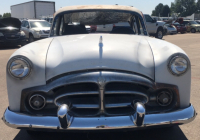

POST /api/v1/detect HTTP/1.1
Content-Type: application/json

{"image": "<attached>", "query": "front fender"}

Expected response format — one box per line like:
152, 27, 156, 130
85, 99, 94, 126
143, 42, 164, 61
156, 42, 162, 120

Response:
146, 37, 191, 108
6, 38, 53, 111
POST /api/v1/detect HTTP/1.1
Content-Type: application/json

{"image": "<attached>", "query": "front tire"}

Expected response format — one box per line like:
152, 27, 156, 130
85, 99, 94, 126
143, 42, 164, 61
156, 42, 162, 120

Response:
191, 28, 196, 33
29, 34, 35, 43
155, 29, 163, 39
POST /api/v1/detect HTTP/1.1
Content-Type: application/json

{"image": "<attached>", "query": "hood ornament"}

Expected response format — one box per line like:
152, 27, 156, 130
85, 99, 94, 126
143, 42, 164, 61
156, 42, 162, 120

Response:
97, 76, 106, 89
99, 36, 103, 47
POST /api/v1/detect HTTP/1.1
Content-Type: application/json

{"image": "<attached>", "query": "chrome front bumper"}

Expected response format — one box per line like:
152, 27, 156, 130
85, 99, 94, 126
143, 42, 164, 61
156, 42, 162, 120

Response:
2, 104, 196, 130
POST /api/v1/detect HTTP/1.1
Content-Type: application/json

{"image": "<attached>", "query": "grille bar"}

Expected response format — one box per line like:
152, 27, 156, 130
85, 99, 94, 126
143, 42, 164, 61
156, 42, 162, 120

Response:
105, 103, 131, 108
72, 104, 99, 109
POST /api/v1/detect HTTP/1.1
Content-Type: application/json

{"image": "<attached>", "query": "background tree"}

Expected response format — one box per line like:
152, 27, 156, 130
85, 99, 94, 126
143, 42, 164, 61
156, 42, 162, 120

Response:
151, 3, 164, 16
171, 0, 197, 17
0, 14, 2, 18
3, 13, 11, 18
197, 0, 200, 13
161, 5, 171, 17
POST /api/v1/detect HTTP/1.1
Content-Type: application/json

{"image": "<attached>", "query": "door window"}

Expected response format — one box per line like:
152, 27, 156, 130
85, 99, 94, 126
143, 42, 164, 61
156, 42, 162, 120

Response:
145, 15, 153, 22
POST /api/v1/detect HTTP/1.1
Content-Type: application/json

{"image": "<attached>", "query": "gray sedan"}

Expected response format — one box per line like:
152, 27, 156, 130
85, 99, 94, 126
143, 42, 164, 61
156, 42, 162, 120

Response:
164, 24, 177, 35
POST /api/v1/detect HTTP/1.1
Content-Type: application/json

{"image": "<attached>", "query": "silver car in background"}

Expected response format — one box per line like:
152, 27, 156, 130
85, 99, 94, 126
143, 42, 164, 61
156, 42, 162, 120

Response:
164, 24, 177, 35
21, 19, 51, 42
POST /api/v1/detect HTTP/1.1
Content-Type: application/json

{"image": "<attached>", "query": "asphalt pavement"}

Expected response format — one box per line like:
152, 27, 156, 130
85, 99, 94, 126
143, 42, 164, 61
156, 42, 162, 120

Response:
0, 33, 199, 140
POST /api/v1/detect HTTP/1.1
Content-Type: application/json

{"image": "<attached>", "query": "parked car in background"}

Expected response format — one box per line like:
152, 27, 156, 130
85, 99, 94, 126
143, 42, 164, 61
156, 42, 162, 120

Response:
195, 20, 200, 24
0, 17, 26, 46
164, 24, 177, 35
21, 19, 51, 42
173, 22, 186, 33
182, 20, 200, 33
3, 5, 196, 135
90, 25, 97, 32
46, 17, 53, 24
144, 14, 165, 39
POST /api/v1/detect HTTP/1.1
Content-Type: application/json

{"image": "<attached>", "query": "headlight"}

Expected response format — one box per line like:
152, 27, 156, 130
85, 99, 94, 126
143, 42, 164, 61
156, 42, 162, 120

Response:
168, 54, 189, 76
17, 31, 25, 36
0, 32, 4, 37
7, 56, 32, 79
35, 30, 43, 34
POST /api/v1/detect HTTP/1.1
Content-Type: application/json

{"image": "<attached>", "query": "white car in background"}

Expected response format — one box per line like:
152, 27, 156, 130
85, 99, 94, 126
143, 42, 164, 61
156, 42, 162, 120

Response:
21, 20, 51, 42
144, 14, 165, 39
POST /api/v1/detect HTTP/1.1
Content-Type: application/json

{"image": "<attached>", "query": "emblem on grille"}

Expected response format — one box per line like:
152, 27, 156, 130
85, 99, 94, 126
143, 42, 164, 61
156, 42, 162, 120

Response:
97, 77, 106, 89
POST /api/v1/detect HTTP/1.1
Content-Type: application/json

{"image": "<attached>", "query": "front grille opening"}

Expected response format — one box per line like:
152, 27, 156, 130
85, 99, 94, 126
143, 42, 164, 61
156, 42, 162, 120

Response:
105, 82, 149, 91
53, 83, 98, 94
106, 107, 134, 116
105, 94, 134, 104
56, 94, 99, 106
69, 108, 99, 116
25, 103, 57, 116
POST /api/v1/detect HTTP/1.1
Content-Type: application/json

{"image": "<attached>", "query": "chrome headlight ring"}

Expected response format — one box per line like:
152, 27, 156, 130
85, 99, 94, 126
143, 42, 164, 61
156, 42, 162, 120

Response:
7, 56, 32, 80
168, 53, 190, 76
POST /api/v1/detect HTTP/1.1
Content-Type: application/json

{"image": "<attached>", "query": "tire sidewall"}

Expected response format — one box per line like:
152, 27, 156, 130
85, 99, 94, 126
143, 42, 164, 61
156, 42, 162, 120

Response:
191, 28, 196, 33
156, 29, 163, 39
29, 34, 35, 43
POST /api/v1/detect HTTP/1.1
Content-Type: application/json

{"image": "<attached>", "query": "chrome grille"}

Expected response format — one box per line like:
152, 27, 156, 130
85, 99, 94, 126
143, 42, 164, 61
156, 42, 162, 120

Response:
54, 83, 100, 116
22, 71, 160, 117
104, 82, 148, 115
53, 82, 149, 116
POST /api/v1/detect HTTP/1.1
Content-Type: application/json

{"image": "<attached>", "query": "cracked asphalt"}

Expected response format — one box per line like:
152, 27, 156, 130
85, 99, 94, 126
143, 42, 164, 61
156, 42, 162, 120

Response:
0, 33, 199, 140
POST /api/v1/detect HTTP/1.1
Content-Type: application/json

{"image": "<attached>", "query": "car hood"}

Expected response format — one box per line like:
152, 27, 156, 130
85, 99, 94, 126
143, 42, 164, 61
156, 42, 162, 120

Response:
0, 17, 21, 29
31, 27, 50, 31
46, 34, 154, 81
191, 24, 200, 27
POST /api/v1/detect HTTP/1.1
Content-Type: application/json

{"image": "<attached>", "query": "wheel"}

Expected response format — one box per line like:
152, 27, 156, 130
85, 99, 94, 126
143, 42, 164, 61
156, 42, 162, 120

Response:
29, 34, 35, 43
155, 29, 163, 39
191, 28, 196, 33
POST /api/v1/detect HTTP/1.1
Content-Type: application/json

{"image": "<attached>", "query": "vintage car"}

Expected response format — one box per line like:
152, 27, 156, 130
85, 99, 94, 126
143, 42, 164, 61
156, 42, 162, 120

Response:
0, 17, 26, 46
3, 5, 196, 134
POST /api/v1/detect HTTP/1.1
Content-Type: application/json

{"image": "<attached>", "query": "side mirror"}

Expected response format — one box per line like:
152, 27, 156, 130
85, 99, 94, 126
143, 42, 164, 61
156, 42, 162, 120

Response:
26, 25, 29, 28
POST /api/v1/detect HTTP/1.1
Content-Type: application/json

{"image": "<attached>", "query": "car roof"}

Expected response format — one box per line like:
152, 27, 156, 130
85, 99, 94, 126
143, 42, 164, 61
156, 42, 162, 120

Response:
54, 5, 142, 17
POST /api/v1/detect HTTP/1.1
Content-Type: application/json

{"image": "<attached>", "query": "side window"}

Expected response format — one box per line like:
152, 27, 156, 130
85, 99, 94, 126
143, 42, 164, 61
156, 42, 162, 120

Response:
145, 15, 153, 22
183, 21, 188, 25
24, 21, 29, 28
59, 17, 64, 35
137, 18, 144, 35
131, 17, 138, 34
21, 21, 25, 27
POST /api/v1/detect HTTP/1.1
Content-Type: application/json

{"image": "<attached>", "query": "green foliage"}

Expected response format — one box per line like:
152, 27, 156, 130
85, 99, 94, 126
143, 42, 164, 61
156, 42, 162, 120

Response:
3, 13, 11, 18
153, 0, 200, 17
197, 0, 200, 13
0, 14, 2, 18
161, 5, 171, 17
152, 3, 164, 16
171, 0, 197, 17
151, 3, 170, 17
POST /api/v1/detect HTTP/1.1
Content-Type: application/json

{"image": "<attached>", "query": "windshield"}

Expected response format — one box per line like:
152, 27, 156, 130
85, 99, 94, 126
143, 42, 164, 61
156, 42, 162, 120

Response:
189, 21, 198, 24
51, 10, 147, 36
30, 21, 51, 28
